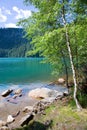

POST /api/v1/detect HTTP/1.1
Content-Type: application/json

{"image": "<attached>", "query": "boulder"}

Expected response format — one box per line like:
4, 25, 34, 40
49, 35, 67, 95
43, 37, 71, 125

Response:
14, 88, 22, 95
1, 89, 13, 97
58, 78, 65, 84
0, 120, 7, 127
7, 115, 15, 124
19, 114, 34, 126
28, 88, 60, 99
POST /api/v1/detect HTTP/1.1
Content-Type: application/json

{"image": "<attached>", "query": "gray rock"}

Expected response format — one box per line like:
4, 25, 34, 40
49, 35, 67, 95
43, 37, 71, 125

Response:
19, 94, 22, 97
20, 114, 34, 126
1, 89, 13, 97
0, 126, 9, 130
14, 89, 22, 95
63, 90, 69, 96
22, 106, 33, 113
56, 92, 64, 97
12, 93, 22, 100
0, 120, 7, 127
7, 115, 15, 124
33, 101, 50, 114
42, 97, 56, 103
58, 78, 65, 84
28, 87, 62, 99
12, 111, 20, 118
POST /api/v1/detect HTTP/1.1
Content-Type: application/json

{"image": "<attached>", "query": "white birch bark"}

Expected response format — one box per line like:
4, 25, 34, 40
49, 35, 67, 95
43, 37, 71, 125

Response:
62, 2, 82, 110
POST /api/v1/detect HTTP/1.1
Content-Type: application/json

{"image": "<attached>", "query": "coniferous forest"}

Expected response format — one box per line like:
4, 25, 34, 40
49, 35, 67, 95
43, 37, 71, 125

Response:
0, 28, 31, 57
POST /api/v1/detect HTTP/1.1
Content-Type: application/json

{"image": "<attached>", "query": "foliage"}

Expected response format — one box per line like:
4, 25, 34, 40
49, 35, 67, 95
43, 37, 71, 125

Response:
19, 0, 71, 78
19, 0, 87, 88
18, 0, 87, 108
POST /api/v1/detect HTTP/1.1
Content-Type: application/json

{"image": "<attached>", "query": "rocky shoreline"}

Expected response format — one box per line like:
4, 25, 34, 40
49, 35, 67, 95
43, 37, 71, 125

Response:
0, 80, 68, 130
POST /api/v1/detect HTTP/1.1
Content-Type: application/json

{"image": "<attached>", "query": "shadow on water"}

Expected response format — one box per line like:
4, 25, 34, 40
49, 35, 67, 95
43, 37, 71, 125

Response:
16, 120, 53, 130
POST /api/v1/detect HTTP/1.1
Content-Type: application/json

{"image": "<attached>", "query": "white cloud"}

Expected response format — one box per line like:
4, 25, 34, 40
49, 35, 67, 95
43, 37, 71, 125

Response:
2, 7, 11, 15
13, 6, 32, 19
5, 9, 11, 15
5, 23, 18, 28
13, 6, 20, 14
0, 8, 7, 22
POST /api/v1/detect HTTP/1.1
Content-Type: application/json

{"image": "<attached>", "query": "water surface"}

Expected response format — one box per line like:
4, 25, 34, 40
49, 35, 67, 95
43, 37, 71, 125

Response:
0, 58, 53, 83
0, 58, 54, 91
0, 58, 67, 93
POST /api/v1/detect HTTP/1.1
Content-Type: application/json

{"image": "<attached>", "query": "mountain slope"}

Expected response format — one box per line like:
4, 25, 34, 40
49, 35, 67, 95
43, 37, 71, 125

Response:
0, 28, 30, 57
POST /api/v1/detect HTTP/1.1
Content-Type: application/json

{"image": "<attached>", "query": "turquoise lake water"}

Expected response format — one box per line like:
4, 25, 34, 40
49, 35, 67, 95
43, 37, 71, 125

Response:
0, 58, 67, 93
0, 58, 55, 92
0, 58, 53, 83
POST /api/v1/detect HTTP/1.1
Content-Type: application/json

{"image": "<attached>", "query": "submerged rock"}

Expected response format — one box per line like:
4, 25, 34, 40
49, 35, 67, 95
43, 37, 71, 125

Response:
28, 87, 62, 99
7, 98, 18, 104
14, 88, 22, 95
12, 95, 17, 99
1, 89, 13, 97
12, 93, 22, 99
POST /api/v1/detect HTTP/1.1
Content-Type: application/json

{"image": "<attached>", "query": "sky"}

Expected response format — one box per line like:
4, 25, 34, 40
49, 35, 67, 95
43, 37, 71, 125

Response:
0, 0, 36, 28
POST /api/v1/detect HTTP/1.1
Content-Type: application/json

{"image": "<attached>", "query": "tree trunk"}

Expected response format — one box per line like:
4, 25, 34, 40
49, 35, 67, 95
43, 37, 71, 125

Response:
62, 0, 82, 110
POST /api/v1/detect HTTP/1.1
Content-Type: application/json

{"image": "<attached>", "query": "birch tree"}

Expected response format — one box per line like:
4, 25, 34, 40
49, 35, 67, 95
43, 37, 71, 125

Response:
62, 0, 82, 110
19, 0, 87, 109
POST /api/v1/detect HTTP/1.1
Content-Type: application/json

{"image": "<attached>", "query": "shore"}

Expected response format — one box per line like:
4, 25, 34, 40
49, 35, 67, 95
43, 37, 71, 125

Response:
0, 85, 87, 130
0, 79, 68, 129
0, 90, 39, 129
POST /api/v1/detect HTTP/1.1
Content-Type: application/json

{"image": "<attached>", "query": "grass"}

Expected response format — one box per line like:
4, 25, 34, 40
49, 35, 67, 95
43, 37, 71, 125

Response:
78, 92, 87, 108
15, 96, 87, 130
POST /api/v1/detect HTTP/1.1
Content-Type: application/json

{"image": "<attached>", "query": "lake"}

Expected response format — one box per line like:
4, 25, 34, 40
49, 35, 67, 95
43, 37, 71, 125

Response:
0, 58, 53, 83
0, 58, 54, 92
0, 57, 67, 95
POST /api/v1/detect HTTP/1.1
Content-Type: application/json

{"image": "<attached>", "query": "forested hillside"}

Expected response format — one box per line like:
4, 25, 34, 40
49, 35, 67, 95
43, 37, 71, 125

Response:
0, 28, 31, 57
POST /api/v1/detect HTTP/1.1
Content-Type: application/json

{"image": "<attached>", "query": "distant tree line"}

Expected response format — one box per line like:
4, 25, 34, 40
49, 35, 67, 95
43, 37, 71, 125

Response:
0, 28, 32, 57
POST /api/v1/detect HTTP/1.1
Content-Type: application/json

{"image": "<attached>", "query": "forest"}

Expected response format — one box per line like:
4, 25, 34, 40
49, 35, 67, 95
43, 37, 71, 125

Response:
0, 28, 31, 57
